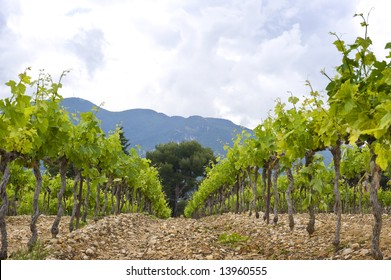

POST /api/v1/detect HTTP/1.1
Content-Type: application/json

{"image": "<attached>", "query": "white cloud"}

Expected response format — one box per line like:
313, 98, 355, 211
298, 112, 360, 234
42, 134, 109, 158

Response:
0, 0, 390, 129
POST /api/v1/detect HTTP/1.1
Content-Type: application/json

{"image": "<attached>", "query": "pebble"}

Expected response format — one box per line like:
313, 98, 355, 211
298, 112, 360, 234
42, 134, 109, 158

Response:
85, 248, 95, 256
342, 248, 353, 255
66, 245, 73, 253
360, 249, 370, 256
344, 254, 351, 260
352, 243, 360, 249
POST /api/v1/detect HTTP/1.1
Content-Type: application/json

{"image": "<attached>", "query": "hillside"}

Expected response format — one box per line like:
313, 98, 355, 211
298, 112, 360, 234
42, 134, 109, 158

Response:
61, 97, 251, 156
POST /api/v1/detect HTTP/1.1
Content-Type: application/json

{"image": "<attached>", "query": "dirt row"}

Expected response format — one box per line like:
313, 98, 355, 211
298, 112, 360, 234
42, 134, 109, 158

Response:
5, 212, 391, 260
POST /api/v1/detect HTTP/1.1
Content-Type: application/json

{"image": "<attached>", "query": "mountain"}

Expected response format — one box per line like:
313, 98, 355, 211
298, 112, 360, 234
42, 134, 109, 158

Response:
61, 97, 251, 156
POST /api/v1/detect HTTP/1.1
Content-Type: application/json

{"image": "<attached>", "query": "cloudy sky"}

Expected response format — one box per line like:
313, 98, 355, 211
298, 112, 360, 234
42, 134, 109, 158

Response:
0, 0, 390, 128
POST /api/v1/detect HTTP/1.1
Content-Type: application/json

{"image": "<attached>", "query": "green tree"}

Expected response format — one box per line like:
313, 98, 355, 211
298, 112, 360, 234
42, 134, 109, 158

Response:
118, 125, 130, 155
147, 140, 215, 217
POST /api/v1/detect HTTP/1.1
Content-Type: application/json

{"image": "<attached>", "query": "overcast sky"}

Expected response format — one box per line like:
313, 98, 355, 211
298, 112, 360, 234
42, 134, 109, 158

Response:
0, 0, 390, 128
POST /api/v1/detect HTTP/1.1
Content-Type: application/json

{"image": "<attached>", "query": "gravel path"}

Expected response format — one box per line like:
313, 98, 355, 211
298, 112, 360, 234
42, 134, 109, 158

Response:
5, 212, 391, 260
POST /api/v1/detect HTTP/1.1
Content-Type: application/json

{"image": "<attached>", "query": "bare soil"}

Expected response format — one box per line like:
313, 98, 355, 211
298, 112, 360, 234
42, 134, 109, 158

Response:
5, 212, 391, 260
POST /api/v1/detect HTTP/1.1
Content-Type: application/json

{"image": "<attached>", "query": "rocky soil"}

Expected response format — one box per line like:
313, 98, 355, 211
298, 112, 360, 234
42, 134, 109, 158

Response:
5, 212, 391, 260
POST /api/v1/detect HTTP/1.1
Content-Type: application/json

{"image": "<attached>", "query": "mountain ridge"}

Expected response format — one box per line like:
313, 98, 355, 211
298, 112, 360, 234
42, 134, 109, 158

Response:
61, 97, 251, 156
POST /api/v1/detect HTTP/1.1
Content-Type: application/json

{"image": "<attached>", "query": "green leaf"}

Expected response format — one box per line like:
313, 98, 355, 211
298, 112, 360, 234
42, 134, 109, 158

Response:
348, 129, 361, 144
5, 80, 16, 89
344, 99, 355, 113
334, 80, 357, 102
303, 196, 311, 209
361, 127, 384, 139
312, 178, 323, 193
333, 39, 345, 52
288, 96, 299, 105
355, 37, 371, 50
19, 72, 31, 84
385, 42, 391, 49
374, 143, 389, 170
379, 112, 391, 129
381, 68, 391, 85
363, 52, 376, 66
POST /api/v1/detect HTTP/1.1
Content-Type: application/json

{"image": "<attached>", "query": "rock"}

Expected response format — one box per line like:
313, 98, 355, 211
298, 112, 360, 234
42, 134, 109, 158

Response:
85, 248, 95, 256
344, 254, 351, 260
359, 249, 370, 256
66, 245, 73, 253
342, 248, 353, 255
49, 238, 58, 244
352, 243, 360, 249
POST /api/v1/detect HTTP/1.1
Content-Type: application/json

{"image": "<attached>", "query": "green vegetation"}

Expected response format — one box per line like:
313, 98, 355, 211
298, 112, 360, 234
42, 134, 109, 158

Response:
218, 232, 249, 245
147, 141, 215, 217
1, 11, 391, 261
9, 241, 49, 260
184, 13, 391, 260
0, 69, 171, 260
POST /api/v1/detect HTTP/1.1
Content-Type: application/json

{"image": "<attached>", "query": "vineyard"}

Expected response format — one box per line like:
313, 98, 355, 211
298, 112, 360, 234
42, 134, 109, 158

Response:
1, 14, 391, 260
184, 14, 391, 260
0, 69, 171, 260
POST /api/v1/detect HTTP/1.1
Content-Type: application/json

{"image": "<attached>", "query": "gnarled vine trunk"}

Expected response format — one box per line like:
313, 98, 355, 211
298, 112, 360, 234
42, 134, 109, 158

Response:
28, 161, 43, 251
305, 151, 315, 236
75, 174, 84, 229
369, 149, 383, 260
248, 166, 260, 218
69, 172, 81, 232
114, 182, 121, 215
235, 176, 240, 214
261, 166, 267, 213
101, 176, 112, 216
51, 157, 67, 238
263, 161, 272, 224
82, 178, 91, 222
330, 143, 342, 250
272, 158, 279, 225
286, 167, 295, 231
94, 182, 101, 222
0, 165, 11, 259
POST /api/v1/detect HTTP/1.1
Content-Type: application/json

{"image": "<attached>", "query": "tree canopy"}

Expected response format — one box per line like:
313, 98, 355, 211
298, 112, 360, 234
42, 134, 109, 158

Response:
147, 140, 215, 217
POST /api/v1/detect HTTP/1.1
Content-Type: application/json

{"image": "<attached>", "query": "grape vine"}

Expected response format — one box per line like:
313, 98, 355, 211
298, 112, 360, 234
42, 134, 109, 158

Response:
0, 69, 171, 259
184, 14, 391, 260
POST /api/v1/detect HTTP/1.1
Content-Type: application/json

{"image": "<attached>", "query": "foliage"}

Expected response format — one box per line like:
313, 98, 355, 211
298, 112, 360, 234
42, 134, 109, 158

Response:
118, 125, 131, 155
147, 140, 215, 217
1, 12, 391, 261
183, 13, 391, 259
218, 232, 249, 245
9, 241, 49, 260
0, 69, 172, 259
